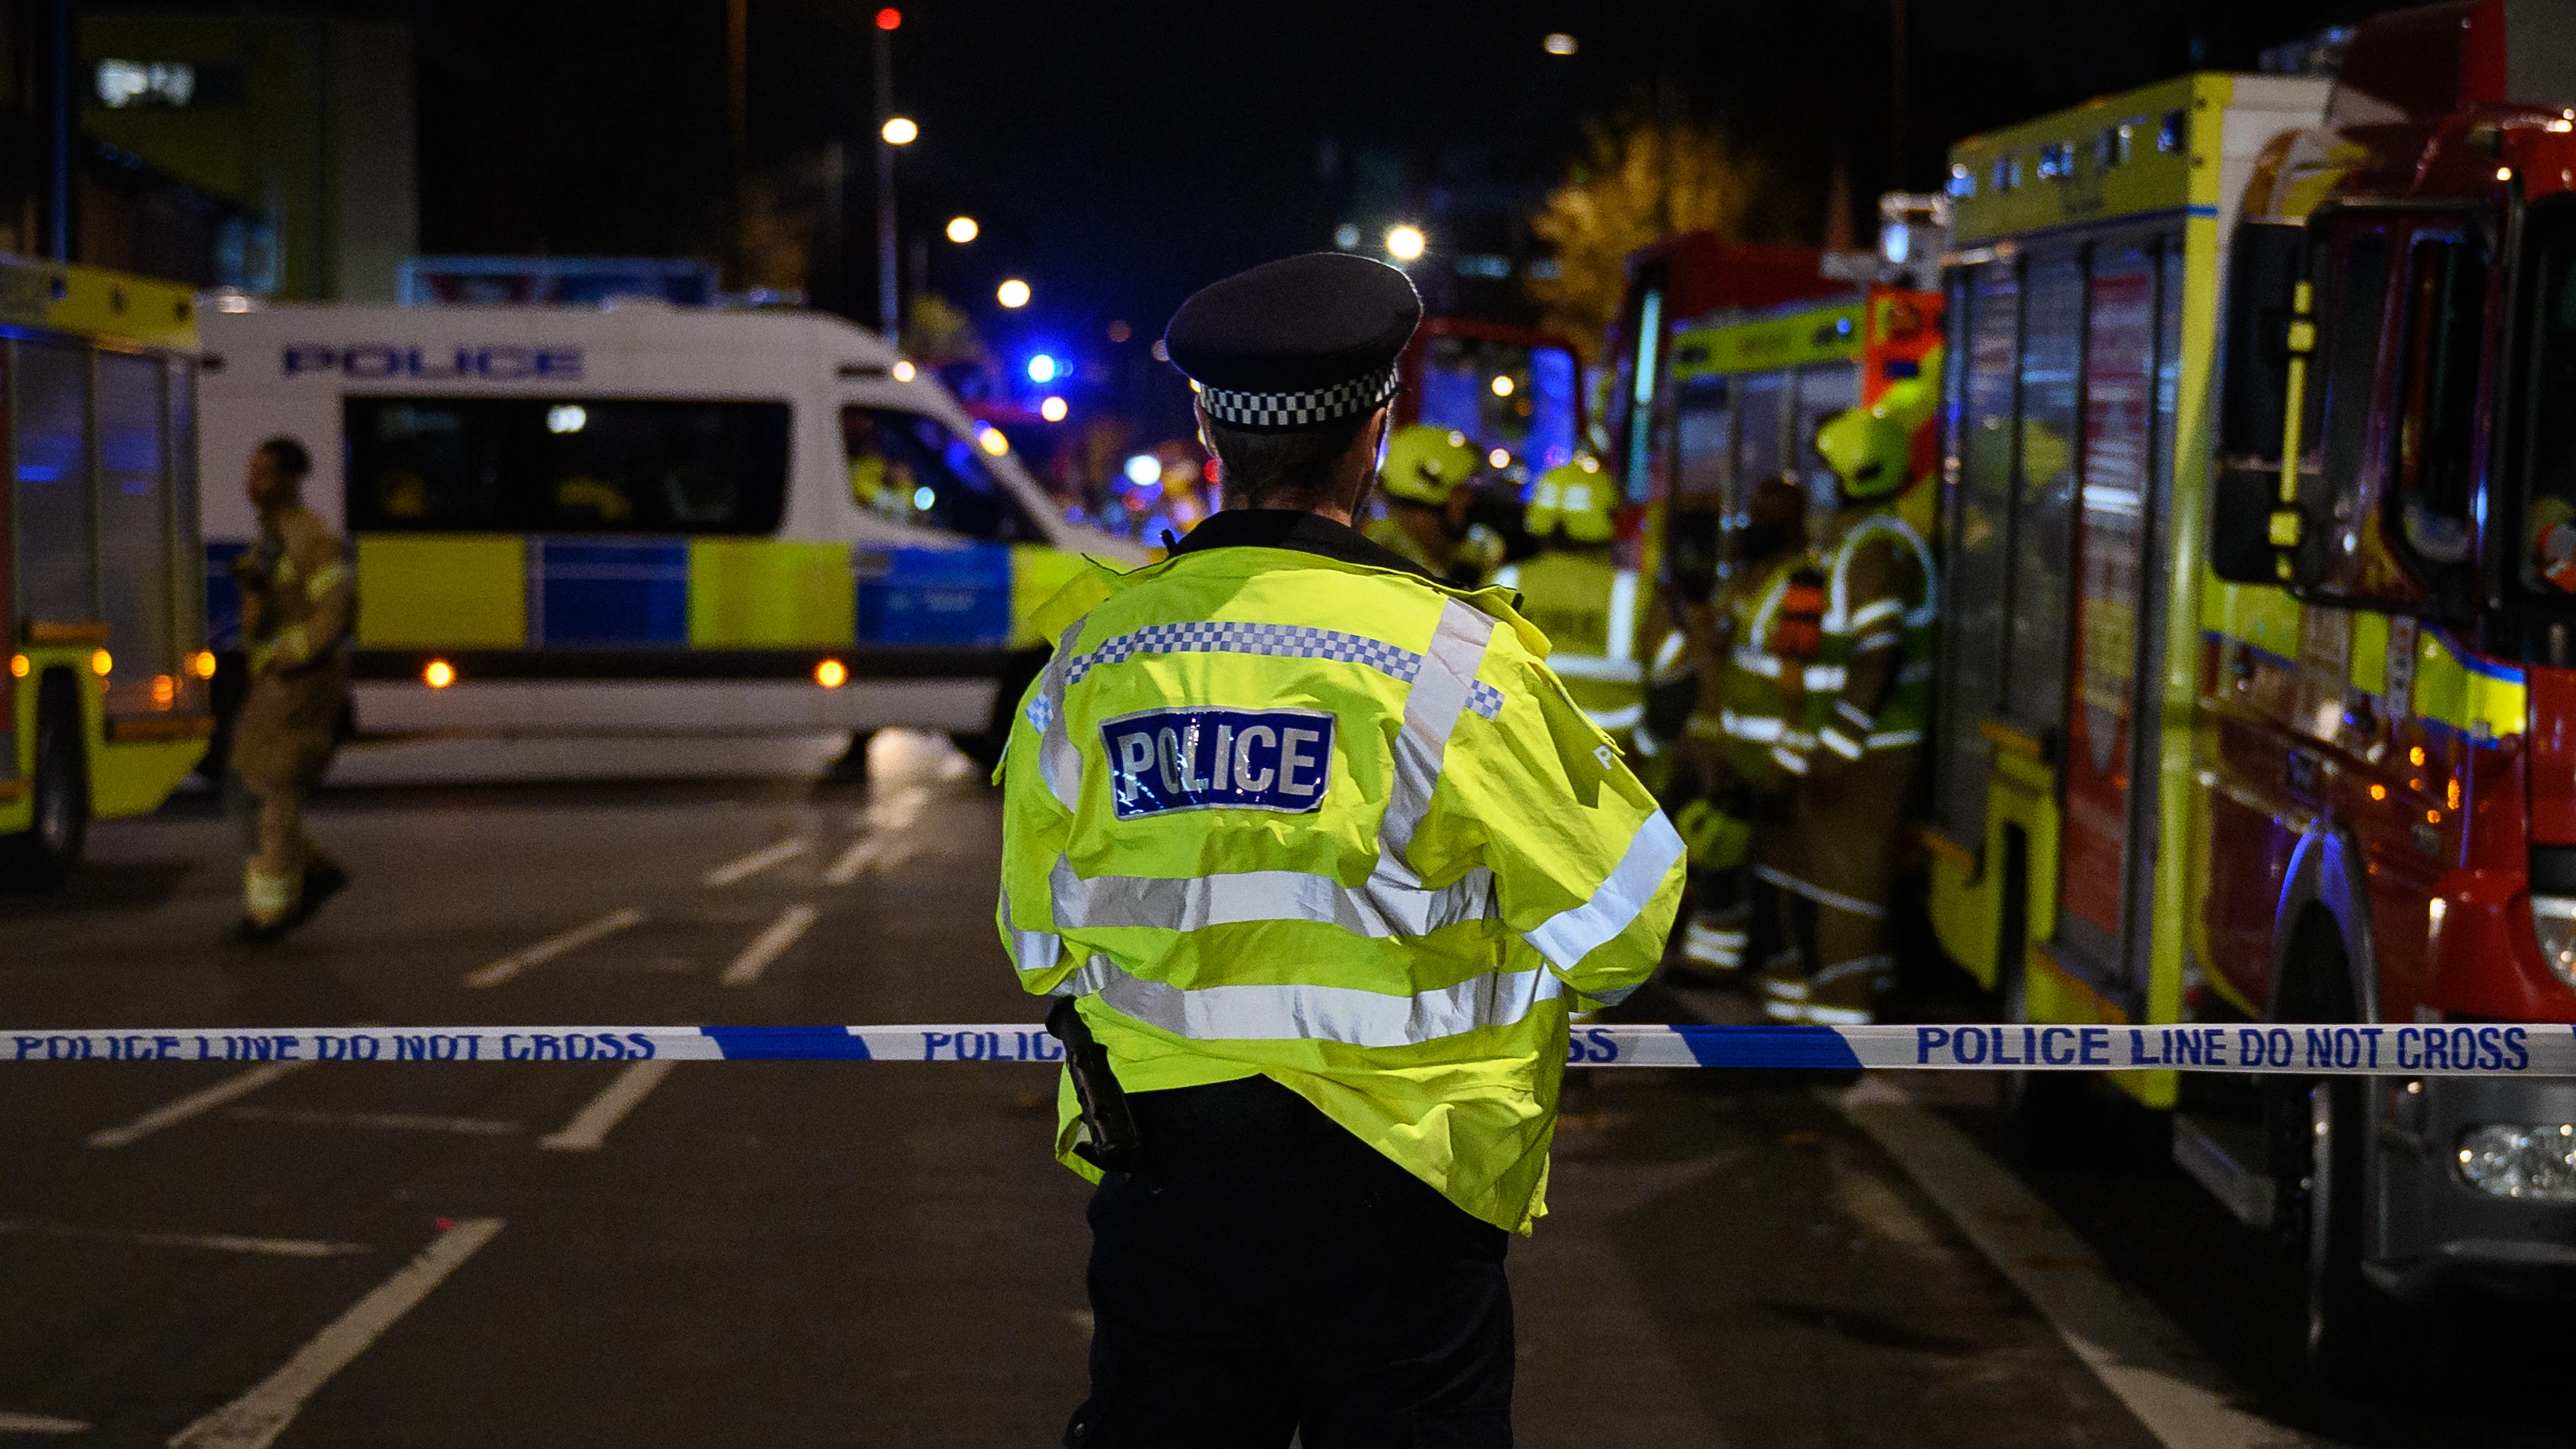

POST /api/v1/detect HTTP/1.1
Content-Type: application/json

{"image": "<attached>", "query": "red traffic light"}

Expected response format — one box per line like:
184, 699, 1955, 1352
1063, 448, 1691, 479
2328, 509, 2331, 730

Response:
875, 7, 902, 29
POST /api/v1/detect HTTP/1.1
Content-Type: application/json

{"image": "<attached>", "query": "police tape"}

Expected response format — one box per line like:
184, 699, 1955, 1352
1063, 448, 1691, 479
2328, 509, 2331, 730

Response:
3, 1021, 2572, 1075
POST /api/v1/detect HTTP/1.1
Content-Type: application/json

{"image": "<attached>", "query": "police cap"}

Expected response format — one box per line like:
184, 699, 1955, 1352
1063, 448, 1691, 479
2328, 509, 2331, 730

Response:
1164, 253, 1422, 432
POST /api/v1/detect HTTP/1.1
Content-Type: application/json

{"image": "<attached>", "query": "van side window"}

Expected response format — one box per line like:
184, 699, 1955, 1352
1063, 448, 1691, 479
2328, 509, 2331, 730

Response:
344, 396, 790, 535
843, 407, 1040, 544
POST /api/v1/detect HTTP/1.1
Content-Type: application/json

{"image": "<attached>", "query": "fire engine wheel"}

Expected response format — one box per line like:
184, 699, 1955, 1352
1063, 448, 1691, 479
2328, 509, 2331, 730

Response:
4, 676, 88, 889
2301, 1071, 2406, 1390
2274, 939, 2404, 1391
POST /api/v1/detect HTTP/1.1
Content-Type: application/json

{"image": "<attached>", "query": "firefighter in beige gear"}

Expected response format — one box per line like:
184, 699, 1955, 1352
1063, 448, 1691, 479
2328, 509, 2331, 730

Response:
1493, 455, 1642, 742
228, 438, 354, 944
1367, 422, 1502, 586
1757, 385, 1936, 1025
1668, 476, 1809, 975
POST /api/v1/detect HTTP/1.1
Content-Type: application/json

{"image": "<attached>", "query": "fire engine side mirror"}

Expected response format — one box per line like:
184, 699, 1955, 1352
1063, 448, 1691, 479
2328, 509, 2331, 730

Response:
2210, 221, 2328, 586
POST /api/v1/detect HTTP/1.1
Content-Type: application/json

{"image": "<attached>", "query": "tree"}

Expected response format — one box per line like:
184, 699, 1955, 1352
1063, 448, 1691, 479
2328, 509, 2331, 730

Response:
1528, 118, 1769, 362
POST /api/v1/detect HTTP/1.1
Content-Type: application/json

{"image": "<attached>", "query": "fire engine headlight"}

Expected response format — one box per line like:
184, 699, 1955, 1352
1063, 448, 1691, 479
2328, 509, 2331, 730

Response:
2533, 895, 2576, 989
2456, 1123, 2576, 1201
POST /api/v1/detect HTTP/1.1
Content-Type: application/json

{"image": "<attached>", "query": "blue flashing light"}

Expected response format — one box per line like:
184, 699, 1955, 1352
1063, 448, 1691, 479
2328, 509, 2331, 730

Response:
1027, 354, 1059, 384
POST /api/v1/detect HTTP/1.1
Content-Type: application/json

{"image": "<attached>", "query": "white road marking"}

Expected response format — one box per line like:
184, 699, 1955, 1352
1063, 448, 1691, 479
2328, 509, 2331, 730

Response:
720, 904, 821, 987
0, 1411, 88, 1434
538, 1060, 678, 1151
0, 1218, 370, 1259
862, 785, 931, 831
165, 1217, 504, 1449
463, 907, 643, 988
702, 837, 810, 886
225, 1106, 524, 1136
1832, 1077, 2307, 1449
87, 1062, 308, 1150
827, 787, 932, 883
822, 837, 881, 885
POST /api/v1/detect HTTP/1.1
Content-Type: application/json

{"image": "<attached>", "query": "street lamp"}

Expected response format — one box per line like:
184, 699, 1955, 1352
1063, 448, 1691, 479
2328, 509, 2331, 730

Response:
1040, 396, 1068, 423
873, 9, 904, 344
997, 278, 1031, 308
945, 215, 978, 243
1384, 224, 1425, 261
1543, 32, 1578, 55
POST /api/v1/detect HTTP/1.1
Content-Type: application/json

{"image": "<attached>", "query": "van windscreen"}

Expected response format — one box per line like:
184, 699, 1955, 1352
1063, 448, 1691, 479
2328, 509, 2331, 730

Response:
344, 396, 791, 535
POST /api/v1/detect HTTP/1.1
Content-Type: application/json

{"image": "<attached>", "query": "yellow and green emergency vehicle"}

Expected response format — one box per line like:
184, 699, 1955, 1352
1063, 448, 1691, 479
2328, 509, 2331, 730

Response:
4, 258, 214, 883
1921, 72, 2334, 1096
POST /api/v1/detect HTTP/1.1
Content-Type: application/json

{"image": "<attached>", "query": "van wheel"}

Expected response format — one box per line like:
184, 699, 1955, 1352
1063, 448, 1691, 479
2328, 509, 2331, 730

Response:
4, 676, 88, 889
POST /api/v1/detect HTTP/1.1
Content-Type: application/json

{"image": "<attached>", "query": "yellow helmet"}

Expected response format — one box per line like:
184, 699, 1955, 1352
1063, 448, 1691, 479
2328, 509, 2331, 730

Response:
1526, 455, 1615, 544
1814, 378, 1940, 503
1380, 423, 1481, 507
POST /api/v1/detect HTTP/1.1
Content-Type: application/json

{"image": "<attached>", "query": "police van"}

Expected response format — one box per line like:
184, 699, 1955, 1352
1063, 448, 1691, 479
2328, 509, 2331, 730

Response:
196, 298, 1145, 761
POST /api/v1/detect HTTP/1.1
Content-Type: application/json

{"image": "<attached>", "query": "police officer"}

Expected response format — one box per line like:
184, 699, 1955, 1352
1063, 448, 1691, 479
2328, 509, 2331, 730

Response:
998, 253, 1683, 1447
1365, 421, 1481, 581
1668, 476, 1810, 975
227, 438, 354, 943
1756, 385, 1937, 1024
1493, 454, 1643, 741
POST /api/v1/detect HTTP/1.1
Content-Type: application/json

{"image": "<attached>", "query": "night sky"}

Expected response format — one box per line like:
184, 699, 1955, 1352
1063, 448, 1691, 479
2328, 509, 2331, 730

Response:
408, 0, 2387, 361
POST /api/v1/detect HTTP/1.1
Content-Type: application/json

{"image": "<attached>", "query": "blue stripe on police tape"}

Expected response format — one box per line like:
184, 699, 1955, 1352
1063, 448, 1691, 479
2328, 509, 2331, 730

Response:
701, 1026, 872, 1061
1674, 1024, 1862, 1070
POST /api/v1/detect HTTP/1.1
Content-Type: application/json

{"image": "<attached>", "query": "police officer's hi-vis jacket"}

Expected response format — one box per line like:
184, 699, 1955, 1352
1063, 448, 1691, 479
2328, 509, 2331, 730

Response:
996, 515, 1685, 1233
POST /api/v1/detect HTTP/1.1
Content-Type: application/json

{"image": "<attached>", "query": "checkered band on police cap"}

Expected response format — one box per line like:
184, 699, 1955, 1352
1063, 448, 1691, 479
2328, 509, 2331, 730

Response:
1163, 252, 1422, 433
1193, 361, 1402, 430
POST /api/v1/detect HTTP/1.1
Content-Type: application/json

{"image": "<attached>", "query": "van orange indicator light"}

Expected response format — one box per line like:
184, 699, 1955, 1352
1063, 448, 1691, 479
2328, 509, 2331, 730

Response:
189, 649, 217, 679
89, 649, 111, 677
423, 659, 456, 689
815, 659, 849, 689
7, 655, 25, 678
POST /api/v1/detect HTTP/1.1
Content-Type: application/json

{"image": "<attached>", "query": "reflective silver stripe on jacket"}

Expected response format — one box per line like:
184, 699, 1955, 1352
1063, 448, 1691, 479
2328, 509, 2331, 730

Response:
1379, 599, 1499, 883
1051, 856, 1500, 938
999, 889, 1061, 974
1520, 810, 1684, 973
1720, 708, 1785, 742
1068, 953, 1564, 1047
1753, 864, 1886, 919
1731, 648, 1784, 678
1606, 568, 1638, 664
1822, 513, 1937, 631
1549, 654, 1647, 683
1030, 620, 1087, 811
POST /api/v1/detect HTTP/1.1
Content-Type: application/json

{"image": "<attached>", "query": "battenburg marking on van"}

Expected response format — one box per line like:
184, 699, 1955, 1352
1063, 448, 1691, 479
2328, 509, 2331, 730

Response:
1103, 707, 1335, 819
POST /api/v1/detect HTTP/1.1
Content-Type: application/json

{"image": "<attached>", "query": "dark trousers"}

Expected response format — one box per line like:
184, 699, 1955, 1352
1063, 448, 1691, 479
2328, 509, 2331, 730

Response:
1066, 1076, 1514, 1449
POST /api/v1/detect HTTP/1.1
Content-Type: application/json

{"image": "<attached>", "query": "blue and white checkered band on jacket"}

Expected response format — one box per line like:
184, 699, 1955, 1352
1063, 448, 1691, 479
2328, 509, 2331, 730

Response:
1193, 361, 1401, 429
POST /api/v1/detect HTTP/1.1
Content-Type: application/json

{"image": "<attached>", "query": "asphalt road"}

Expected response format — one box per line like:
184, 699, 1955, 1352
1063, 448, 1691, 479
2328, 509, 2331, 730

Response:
0, 732, 2563, 1448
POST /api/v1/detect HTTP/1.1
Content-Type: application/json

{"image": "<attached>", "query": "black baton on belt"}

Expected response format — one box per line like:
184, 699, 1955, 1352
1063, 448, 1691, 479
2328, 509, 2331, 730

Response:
1046, 996, 1145, 1174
